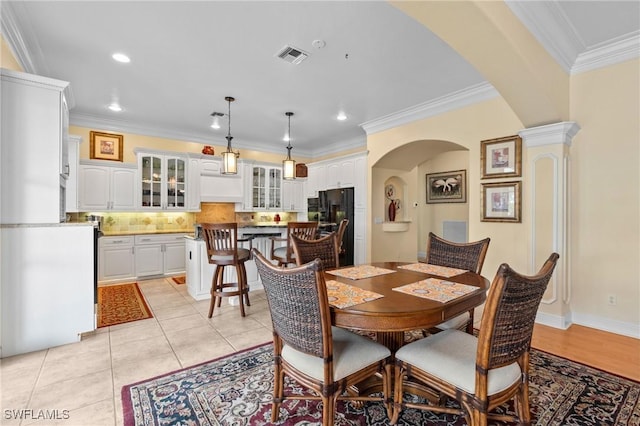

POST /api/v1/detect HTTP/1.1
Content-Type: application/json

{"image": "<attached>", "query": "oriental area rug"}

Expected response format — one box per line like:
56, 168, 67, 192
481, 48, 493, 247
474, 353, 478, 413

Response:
97, 283, 153, 328
122, 342, 640, 426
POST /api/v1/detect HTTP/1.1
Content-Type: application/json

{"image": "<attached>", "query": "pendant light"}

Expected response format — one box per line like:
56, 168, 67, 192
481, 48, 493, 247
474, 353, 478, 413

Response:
283, 111, 296, 180
221, 96, 238, 175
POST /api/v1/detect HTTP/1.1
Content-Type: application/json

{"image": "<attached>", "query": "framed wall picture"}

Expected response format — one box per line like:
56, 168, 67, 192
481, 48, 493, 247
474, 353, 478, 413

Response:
90, 131, 123, 162
480, 135, 522, 179
426, 169, 466, 204
481, 181, 521, 222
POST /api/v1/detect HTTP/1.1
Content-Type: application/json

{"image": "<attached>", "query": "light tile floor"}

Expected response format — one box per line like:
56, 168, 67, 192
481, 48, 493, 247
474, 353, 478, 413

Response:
0, 277, 273, 426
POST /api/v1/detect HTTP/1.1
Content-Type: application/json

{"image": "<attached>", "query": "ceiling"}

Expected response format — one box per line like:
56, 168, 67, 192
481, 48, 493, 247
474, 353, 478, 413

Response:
2, 1, 638, 159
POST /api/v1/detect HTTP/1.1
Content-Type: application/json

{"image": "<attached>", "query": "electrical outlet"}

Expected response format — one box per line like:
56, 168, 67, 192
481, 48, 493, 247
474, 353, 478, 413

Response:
608, 294, 617, 305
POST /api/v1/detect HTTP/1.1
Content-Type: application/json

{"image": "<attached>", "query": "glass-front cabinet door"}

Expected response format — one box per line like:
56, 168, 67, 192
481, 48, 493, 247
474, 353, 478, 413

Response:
140, 155, 162, 208
166, 157, 185, 209
252, 166, 267, 209
251, 165, 282, 210
138, 152, 187, 210
268, 167, 282, 209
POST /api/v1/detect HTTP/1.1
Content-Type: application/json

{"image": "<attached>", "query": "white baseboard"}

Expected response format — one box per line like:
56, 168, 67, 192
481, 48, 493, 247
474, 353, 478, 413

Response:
536, 310, 640, 339
535, 311, 572, 330
571, 312, 640, 339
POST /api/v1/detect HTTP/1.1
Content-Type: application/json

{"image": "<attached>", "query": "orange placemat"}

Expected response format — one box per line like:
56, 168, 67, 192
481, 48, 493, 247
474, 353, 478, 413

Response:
326, 265, 396, 280
398, 263, 467, 277
325, 280, 384, 308
393, 278, 477, 303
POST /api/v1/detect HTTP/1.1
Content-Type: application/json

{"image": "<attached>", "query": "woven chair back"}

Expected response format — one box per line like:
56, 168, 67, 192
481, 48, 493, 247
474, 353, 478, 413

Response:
291, 232, 340, 270
478, 253, 559, 370
426, 232, 490, 274
201, 223, 239, 265
253, 249, 328, 357
285, 221, 320, 259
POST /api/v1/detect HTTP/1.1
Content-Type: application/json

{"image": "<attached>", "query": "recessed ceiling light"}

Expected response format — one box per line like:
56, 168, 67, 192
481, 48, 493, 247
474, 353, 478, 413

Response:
337, 112, 347, 121
108, 103, 122, 112
112, 53, 130, 63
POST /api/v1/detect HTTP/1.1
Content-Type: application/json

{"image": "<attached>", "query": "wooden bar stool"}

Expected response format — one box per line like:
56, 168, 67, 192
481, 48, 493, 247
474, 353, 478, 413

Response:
201, 222, 251, 317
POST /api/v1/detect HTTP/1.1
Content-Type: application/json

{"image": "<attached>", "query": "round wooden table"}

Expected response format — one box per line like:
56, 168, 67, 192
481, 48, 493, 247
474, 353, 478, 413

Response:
325, 261, 489, 353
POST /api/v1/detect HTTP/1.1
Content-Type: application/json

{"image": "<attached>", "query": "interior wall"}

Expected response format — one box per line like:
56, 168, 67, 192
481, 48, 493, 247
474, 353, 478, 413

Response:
569, 59, 640, 332
419, 150, 470, 252
371, 167, 419, 262
69, 125, 311, 165
367, 97, 525, 278
1, 36, 22, 72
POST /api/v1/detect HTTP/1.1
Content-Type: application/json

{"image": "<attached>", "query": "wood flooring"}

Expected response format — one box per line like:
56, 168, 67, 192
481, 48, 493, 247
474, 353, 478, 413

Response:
531, 323, 640, 381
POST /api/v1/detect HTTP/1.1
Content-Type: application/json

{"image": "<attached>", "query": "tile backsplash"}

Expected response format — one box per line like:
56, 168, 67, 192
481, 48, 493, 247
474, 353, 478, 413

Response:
71, 202, 300, 233
71, 212, 195, 233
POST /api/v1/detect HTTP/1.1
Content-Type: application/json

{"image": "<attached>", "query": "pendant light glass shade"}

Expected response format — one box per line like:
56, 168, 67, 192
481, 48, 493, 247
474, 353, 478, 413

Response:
221, 96, 238, 175
283, 112, 296, 180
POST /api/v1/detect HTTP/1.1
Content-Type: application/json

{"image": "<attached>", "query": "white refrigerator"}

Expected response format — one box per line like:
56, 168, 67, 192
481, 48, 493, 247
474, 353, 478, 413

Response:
0, 223, 95, 357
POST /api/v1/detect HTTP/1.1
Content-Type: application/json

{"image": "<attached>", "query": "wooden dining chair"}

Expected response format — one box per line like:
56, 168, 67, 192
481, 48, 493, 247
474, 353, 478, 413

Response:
391, 253, 559, 426
291, 231, 340, 271
336, 218, 349, 255
253, 249, 393, 426
270, 221, 319, 267
201, 222, 251, 317
423, 232, 490, 334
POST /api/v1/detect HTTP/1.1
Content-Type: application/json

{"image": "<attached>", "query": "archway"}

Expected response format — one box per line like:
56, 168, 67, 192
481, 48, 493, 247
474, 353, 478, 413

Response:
371, 139, 469, 262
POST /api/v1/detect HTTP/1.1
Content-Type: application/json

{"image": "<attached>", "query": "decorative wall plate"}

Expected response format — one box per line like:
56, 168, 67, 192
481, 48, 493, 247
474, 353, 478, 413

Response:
385, 184, 395, 200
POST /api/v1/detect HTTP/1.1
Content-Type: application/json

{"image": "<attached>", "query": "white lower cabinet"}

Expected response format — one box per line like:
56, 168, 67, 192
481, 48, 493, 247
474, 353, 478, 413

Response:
99, 234, 186, 283
99, 237, 135, 282
135, 234, 187, 277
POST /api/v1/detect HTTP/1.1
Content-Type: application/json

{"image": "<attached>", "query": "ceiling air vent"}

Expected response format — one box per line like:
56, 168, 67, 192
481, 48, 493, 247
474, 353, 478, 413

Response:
275, 45, 309, 65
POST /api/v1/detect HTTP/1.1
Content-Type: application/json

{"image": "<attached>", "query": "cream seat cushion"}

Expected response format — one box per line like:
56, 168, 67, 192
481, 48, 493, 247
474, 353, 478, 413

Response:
435, 312, 470, 330
210, 247, 250, 262
395, 329, 521, 395
272, 246, 295, 261
281, 326, 390, 382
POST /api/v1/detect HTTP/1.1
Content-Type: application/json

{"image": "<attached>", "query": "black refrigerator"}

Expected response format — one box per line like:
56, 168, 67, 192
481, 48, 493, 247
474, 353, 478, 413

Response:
319, 187, 355, 266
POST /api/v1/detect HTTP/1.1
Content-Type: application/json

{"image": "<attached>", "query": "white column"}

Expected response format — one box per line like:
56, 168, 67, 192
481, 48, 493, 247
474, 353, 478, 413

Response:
519, 121, 580, 329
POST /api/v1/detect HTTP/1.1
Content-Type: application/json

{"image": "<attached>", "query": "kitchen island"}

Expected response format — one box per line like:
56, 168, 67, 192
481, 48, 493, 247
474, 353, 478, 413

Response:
185, 225, 288, 301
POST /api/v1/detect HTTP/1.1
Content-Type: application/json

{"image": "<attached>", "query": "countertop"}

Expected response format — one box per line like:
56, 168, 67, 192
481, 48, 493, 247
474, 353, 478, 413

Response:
102, 230, 195, 237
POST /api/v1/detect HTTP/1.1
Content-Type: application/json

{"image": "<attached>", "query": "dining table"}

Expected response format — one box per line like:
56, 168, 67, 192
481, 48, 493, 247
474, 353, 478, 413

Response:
324, 261, 490, 353
323, 261, 490, 400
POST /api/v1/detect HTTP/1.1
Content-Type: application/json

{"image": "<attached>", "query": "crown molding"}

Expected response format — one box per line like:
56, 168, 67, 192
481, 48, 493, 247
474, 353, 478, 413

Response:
519, 121, 580, 148
1, 2, 77, 108
360, 82, 498, 136
70, 112, 350, 159
572, 32, 640, 74
506, 1, 640, 75
0, 2, 37, 74
506, 0, 583, 73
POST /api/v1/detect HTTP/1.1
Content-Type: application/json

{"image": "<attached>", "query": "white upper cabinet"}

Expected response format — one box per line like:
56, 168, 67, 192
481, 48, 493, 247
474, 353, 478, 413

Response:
282, 180, 305, 212
65, 135, 82, 213
137, 151, 187, 210
308, 152, 366, 194
326, 157, 356, 189
1, 69, 70, 223
250, 164, 282, 210
78, 162, 137, 211
186, 156, 201, 211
